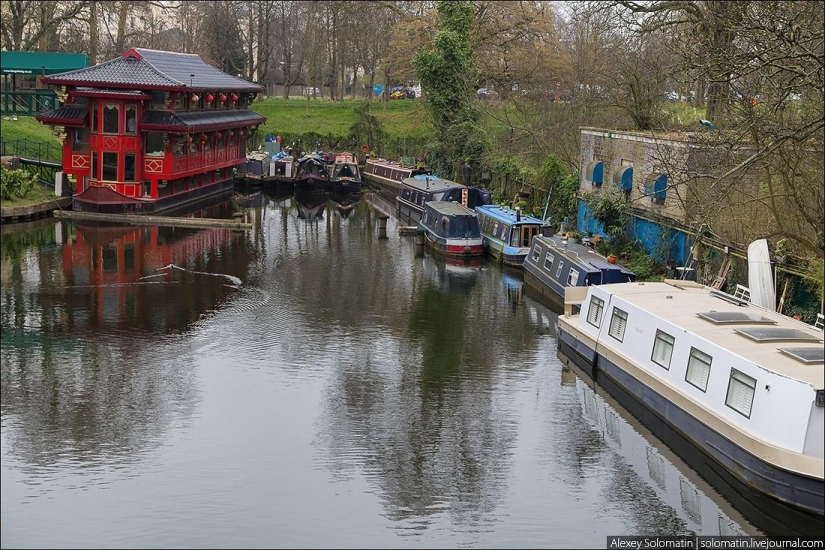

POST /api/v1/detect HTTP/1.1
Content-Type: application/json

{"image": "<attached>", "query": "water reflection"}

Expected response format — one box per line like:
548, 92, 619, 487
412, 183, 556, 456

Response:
568, 363, 755, 536
1, 188, 790, 546
0, 212, 255, 481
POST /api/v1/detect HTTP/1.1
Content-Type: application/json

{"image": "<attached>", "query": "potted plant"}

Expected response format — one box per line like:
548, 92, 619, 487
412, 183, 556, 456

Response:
607, 253, 617, 264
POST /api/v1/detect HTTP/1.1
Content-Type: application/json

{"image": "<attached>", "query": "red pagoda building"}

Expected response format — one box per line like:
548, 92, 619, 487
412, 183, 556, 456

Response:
36, 48, 265, 214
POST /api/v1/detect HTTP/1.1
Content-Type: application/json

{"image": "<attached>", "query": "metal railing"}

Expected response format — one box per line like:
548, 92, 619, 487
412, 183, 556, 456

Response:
1, 138, 62, 163
1, 90, 58, 116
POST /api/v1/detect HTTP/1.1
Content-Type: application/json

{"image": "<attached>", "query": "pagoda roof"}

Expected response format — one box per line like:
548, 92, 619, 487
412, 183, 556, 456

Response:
141, 109, 266, 133
35, 105, 88, 127
42, 48, 262, 93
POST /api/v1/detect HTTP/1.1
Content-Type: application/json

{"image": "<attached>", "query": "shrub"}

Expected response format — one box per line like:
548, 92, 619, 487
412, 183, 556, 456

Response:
1, 168, 35, 200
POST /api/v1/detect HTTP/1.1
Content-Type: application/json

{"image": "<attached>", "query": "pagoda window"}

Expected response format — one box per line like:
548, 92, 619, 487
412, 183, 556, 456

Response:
103, 103, 120, 134
189, 140, 198, 154
125, 106, 137, 134
174, 93, 185, 111
124, 154, 136, 181
92, 152, 100, 179
204, 136, 212, 152
90, 102, 98, 132
102, 152, 118, 181
173, 139, 185, 156
150, 91, 168, 109
72, 128, 89, 153
145, 132, 165, 157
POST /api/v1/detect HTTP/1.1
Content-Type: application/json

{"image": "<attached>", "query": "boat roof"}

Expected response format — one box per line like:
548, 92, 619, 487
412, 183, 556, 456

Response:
596, 281, 824, 387
535, 234, 635, 275
334, 153, 356, 164
401, 176, 462, 193
475, 204, 544, 225
424, 200, 477, 217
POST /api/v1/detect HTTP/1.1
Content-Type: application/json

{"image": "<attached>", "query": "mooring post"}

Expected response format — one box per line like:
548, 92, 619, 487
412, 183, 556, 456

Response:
415, 225, 425, 246
378, 215, 389, 239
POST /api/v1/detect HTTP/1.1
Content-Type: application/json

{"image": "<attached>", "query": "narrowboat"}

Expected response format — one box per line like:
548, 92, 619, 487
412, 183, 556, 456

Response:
557, 280, 825, 522
474, 204, 545, 266
235, 150, 271, 187
419, 201, 483, 259
523, 234, 635, 308
328, 153, 362, 193
362, 157, 431, 194
294, 152, 329, 193
266, 149, 297, 189
397, 175, 491, 224
35, 48, 264, 214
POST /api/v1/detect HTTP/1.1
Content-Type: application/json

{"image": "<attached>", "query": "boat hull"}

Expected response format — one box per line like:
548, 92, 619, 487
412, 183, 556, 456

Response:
423, 231, 483, 259
294, 176, 329, 194
328, 179, 362, 194
72, 178, 235, 215
482, 238, 530, 267
557, 324, 825, 521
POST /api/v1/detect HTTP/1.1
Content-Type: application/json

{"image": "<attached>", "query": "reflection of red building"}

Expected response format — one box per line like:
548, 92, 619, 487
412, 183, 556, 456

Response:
37, 48, 264, 214
62, 223, 245, 331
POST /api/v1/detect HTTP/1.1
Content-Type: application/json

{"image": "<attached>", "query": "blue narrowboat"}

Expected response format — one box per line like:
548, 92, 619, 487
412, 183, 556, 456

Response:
522, 234, 636, 307
396, 175, 491, 224
420, 201, 484, 259
474, 205, 545, 267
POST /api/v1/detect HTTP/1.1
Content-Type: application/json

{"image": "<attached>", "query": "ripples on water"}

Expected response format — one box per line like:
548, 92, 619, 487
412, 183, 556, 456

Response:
0, 190, 783, 548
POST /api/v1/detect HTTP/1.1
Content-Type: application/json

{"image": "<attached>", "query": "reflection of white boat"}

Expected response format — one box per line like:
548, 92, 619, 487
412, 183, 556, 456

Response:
747, 239, 775, 310
568, 363, 754, 536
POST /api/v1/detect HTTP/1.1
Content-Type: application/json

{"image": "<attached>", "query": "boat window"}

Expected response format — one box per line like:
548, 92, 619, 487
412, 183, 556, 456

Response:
567, 269, 580, 287
145, 132, 165, 157
492, 222, 499, 238
544, 252, 555, 271
510, 227, 520, 247
725, 368, 756, 418
685, 348, 712, 392
531, 248, 540, 262
432, 192, 445, 201
91, 151, 99, 180
651, 330, 675, 370
586, 296, 604, 328
608, 307, 627, 342
555, 261, 564, 278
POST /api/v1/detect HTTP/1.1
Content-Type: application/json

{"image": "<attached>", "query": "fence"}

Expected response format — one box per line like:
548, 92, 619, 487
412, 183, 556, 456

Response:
1, 90, 58, 116
1, 138, 62, 163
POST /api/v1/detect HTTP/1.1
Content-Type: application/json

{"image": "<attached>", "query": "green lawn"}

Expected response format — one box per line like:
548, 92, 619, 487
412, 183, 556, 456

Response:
250, 97, 433, 141
0, 115, 63, 161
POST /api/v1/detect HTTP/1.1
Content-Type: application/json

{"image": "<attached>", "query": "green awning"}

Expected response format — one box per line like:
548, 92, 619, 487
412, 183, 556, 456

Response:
1, 51, 91, 75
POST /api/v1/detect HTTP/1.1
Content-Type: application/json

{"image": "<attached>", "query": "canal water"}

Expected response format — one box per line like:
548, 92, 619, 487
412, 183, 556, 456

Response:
1, 188, 763, 547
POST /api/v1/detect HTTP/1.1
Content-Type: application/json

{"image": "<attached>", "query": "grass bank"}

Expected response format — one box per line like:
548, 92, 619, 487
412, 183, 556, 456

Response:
0, 116, 63, 161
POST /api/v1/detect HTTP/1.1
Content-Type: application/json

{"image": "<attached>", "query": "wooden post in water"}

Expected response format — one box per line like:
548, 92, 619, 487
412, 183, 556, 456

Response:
378, 215, 389, 239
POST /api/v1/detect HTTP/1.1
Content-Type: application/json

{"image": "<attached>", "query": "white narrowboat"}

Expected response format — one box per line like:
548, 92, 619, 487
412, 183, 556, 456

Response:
557, 280, 824, 520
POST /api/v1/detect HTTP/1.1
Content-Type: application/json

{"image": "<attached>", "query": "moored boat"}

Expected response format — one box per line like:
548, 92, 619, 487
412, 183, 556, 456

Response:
235, 150, 272, 187
397, 175, 491, 224
328, 153, 362, 193
474, 204, 545, 266
557, 280, 825, 519
523, 234, 636, 309
294, 152, 329, 194
362, 157, 431, 194
419, 200, 483, 259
